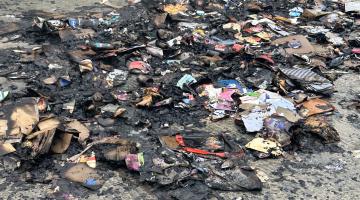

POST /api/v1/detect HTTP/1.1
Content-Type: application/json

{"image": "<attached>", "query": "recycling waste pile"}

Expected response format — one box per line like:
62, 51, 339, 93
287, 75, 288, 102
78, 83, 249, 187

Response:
0, 0, 360, 198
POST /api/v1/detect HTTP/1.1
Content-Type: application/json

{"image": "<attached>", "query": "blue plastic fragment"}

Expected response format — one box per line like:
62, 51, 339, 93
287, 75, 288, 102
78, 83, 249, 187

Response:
59, 78, 71, 87
289, 11, 301, 17
84, 178, 97, 186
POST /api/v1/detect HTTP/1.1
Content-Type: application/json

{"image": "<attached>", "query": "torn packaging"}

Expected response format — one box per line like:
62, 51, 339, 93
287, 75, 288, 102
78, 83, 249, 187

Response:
160, 133, 243, 158
26, 118, 60, 141
304, 116, 340, 143
106, 69, 128, 87
79, 59, 93, 72
177, 74, 197, 89
245, 137, 283, 156
217, 79, 251, 94
0, 91, 9, 102
238, 90, 297, 132
0, 108, 68, 157
279, 67, 333, 94
263, 117, 292, 146
25, 117, 60, 157
99, 142, 137, 162
299, 98, 334, 117
136, 95, 153, 107
68, 137, 137, 162
135, 149, 191, 185
125, 153, 144, 171
63, 99, 75, 113
66, 120, 89, 145
37, 117, 61, 131
275, 107, 301, 123
3, 0, 351, 194
0, 98, 39, 142
0, 143, 16, 156
51, 132, 73, 154
29, 128, 56, 157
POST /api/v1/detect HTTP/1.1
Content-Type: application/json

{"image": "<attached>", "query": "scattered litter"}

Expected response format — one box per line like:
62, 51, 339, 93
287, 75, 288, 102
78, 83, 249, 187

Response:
299, 98, 334, 117
164, 4, 187, 15
304, 116, 340, 143
245, 137, 283, 156
128, 61, 152, 74
177, 74, 197, 89
0, 0, 355, 196
63, 99, 76, 114
272, 35, 314, 54
279, 66, 333, 94
0, 91, 9, 102
43, 75, 58, 85
79, 59, 93, 72
345, 1, 360, 12
63, 163, 104, 190
0, 143, 16, 156
66, 120, 89, 145
106, 69, 128, 87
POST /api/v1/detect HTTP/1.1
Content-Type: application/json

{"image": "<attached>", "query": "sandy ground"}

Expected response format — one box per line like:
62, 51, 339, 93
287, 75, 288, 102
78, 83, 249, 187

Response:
0, 0, 127, 15
1, 0, 360, 199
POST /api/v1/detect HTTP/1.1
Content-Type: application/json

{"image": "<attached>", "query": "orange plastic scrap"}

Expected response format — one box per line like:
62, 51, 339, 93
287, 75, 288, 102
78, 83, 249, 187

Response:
299, 98, 334, 117
181, 147, 226, 158
175, 134, 186, 146
174, 134, 228, 158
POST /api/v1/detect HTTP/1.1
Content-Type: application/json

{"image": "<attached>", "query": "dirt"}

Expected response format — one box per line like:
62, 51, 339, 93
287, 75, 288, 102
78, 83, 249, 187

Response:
1, 0, 360, 199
